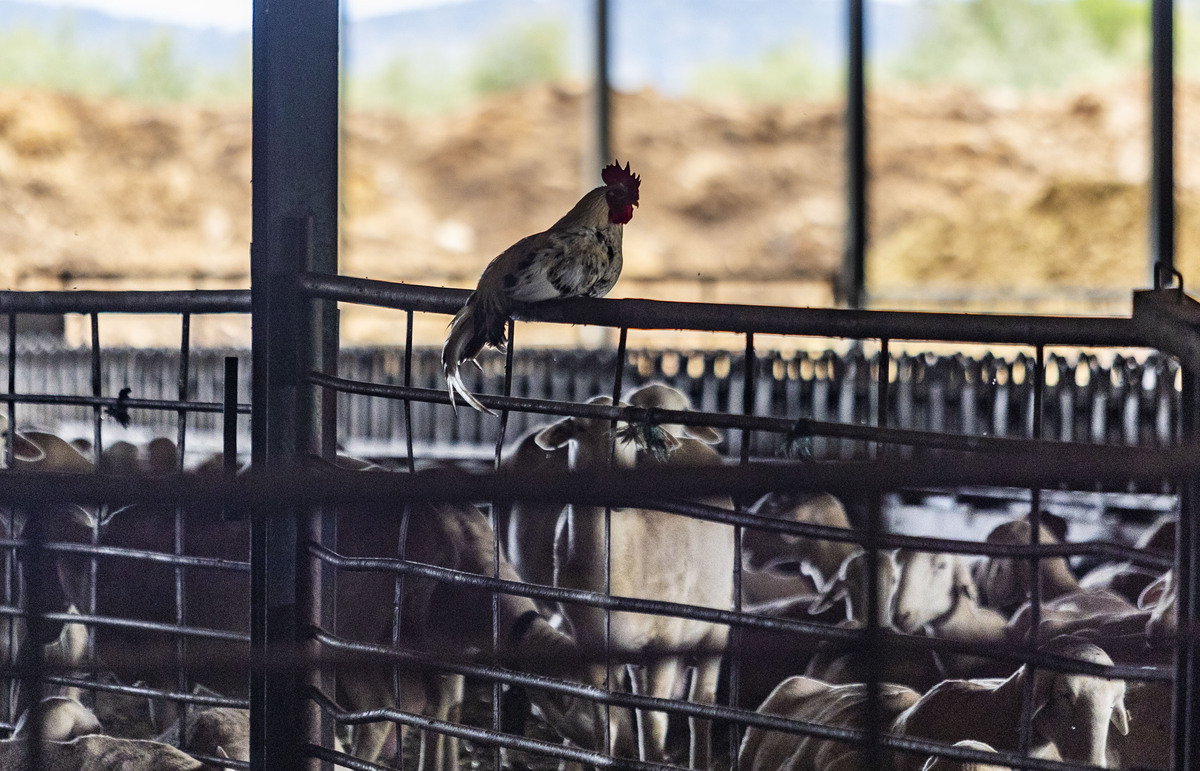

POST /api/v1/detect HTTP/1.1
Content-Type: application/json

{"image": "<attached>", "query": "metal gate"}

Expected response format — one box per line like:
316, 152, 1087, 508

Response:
0, 1, 1195, 771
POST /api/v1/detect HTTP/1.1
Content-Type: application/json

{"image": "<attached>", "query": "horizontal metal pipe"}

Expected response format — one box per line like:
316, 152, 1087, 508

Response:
0, 538, 250, 573
0, 290, 251, 315
307, 636, 1113, 771
0, 446, 1189, 508
308, 548, 1172, 681
305, 370, 1158, 458
0, 391, 251, 415
298, 273, 1146, 347
0, 606, 250, 643
42, 674, 246, 709
650, 499, 1174, 569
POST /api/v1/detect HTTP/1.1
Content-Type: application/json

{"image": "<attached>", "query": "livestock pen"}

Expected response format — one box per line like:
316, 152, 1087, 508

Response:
0, 1, 1195, 771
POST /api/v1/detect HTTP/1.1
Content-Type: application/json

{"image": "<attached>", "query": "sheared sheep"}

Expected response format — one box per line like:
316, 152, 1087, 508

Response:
920, 740, 1011, 771
890, 636, 1129, 771
13, 695, 102, 741
0, 734, 202, 770
742, 492, 857, 593
977, 516, 1077, 615
803, 548, 941, 691
891, 549, 1011, 679
534, 391, 734, 768
738, 675, 921, 771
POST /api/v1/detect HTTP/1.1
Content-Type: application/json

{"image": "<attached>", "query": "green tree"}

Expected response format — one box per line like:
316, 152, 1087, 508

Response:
124, 32, 190, 103
469, 20, 566, 95
690, 42, 835, 102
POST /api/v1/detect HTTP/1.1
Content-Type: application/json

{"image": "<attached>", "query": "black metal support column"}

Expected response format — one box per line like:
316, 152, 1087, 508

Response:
589, 0, 611, 177
1176, 365, 1199, 771
842, 0, 867, 309
250, 1, 340, 769
1151, 0, 1175, 279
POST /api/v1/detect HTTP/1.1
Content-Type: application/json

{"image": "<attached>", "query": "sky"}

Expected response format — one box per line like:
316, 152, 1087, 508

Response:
11, 0, 466, 31
14, 0, 923, 33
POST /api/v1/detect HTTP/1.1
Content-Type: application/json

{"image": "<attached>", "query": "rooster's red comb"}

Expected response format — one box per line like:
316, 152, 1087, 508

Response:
601, 160, 640, 196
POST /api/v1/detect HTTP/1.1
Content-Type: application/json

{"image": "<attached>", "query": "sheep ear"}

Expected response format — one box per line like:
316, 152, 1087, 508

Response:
534, 420, 574, 451
1111, 699, 1130, 736
808, 577, 846, 615
1039, 511, 1068, 543
11, 433, 45, 463
684, 425, 722, 445
218, 746, 230, 759
1138, 572, 1169, 610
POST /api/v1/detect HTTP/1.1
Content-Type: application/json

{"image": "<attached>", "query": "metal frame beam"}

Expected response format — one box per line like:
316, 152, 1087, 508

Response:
250, 0, 340, 769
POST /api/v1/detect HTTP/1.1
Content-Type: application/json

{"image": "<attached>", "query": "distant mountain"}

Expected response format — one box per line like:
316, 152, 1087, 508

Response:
0, 0, 925, 95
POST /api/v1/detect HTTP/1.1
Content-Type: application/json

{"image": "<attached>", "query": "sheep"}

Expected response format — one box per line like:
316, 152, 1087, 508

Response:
155, 706, 249, 764
334, 498, 580, 768
920, 740, 1010, 771
977, 516, 1078, 615
889, 636, 1129, 771
0, 734, 203, 770
803, 549, 942, 692
497, 426, 569, 614
742, 491, 857, 593
891, 550, 1011, 679
19, 435, 576, 769
1007, 587, 1135, 646
13, 695, 103, 741
534, 392, 735, 768
738, 675, 921, 771
1141, 568, 1176, 645
1104, 678, 1172, 771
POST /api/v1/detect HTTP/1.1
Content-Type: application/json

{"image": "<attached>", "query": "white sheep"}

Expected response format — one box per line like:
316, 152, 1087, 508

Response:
803, 548, 941, 691
891, 549, 1011, 679
0, 734, 202, 770
334, 499, 580, 769
13, 695, 102, 741
156, 707, 249, 764
743, 491, 857, 593
534, 392, 734, 768
498, 426, 569, 614
1142, 568, 1176, 645
920, 740, 1011, 771
738, 675, 921, 771
978, 516, 1079, 614
890, 636, 1129, 771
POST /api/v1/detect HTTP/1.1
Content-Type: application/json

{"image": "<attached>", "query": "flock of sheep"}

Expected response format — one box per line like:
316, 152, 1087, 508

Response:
0, 382, 1181, 770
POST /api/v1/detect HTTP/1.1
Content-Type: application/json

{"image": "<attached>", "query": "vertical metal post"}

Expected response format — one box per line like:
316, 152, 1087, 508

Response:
842, 0, 868, 309
1174, 363, 1200, 771
589, 0, 612, 178
251, 0, 339, 765
1151, 0, 1176, 279
224, 357, 240, 478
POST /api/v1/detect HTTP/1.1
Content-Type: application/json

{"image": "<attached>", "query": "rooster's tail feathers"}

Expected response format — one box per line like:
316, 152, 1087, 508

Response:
442, 296, 498, 416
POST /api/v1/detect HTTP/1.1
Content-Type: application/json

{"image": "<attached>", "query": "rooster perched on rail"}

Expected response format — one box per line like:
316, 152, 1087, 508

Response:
442, 160, 641, 414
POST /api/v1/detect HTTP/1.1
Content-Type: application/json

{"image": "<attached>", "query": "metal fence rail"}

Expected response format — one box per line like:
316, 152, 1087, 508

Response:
3, 345, 1181, 462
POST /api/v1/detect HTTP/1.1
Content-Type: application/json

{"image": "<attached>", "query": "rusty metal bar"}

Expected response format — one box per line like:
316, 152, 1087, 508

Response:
305, 369, 1164, 461
297, 273, 1146, 347
843, 0, 867, 309
1151, 0, 1176, 279
0, 290, 250, 314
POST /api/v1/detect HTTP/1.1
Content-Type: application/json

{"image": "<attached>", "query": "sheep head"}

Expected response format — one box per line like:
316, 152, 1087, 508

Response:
1031, 636, 1129, 767
892, 550, 978, 634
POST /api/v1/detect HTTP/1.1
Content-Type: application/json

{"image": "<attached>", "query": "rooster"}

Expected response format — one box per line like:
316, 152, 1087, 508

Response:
442, 160, 641, 414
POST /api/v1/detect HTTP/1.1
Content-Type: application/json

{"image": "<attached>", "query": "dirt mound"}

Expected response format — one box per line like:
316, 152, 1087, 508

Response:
0, 79, 1196, 344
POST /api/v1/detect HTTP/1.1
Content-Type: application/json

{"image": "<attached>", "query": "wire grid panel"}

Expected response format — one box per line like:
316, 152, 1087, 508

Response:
291, 275, 1188, 771
0, 284, 1189, 771
0, 298, 253, 770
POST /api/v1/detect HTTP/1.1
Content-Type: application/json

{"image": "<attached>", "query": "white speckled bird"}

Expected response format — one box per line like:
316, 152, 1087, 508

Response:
442, 160, 641, 414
